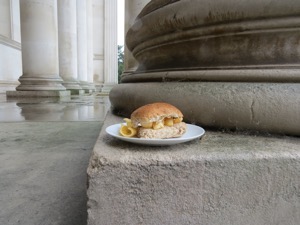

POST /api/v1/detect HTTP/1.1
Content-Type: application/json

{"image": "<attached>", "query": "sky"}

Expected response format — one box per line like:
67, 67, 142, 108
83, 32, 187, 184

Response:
117, 0, 125, 46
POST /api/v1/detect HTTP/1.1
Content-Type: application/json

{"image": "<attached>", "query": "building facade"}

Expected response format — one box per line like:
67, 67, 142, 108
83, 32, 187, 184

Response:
0, 0, 118, 95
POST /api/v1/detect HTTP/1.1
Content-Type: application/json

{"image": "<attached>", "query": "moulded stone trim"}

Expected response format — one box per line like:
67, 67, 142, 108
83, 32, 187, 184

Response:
127, 0, 300, 50
0, 34, 21, 50
121, 68, 300, 83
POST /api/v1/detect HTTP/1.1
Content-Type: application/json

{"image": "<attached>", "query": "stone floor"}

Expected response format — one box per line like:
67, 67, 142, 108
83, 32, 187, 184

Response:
0, 92, 110, 225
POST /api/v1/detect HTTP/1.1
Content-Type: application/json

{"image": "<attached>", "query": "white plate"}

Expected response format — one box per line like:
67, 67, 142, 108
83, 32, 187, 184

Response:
105, 123, 205, 146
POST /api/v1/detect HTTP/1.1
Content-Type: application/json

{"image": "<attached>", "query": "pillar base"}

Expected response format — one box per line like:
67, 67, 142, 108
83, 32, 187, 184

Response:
109, 82, 300, 136
87, 112, 300, 225
80, 81, 95, 93
69, 89, 85, 95
94, 84, 103, 93
87, 83, 96, 93
101, 83, 116, 93
6, 90, 71, 98
62, 81, 83, 93
16, 76, 67, 91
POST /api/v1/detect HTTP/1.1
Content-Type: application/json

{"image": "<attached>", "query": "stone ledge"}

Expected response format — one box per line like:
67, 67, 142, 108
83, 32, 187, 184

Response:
87, 111, 300, 225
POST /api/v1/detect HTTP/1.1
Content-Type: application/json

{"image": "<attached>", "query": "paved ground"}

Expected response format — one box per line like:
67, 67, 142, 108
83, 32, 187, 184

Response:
0, 93, 109, 225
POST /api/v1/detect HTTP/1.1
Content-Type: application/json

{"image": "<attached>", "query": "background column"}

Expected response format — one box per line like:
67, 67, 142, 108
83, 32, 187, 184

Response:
93, 0, 105, 91
123, 0, 150, 76
8, 0, 68, 97
102, 0, 118, 92
57, 0, 83, 95
76, 0, 90, 92
86, 0, 95, 92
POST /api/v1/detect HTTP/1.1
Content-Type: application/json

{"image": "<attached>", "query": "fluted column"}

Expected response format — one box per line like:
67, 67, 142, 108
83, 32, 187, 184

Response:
12, 0, 68, 96
57, 0, 82, 94
123, 0, 150, 76
102, 0, 118, 92
93, 0, 105, 91
76, 0, 90, 92
86, 0, 95, 92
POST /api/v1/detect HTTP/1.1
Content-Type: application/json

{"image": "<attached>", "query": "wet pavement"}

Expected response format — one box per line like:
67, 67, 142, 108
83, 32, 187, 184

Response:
0, 93, 110, 122
0, 92, 110, 225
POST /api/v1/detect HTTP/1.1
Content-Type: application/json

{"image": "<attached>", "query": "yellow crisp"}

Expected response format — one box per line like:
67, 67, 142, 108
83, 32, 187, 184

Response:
124, 118, 133, 127
119, 124, 137, 137
141, 122, 153, 128
164, 118, 174, 126
153, 121, 164, 130
173, 117, 183, 123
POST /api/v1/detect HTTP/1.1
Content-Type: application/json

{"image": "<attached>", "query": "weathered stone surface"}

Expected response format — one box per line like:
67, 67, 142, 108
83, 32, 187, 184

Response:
125, 0, 300, 80
110, 82, 300, 136
87, 112, 300, 225
113, 0, 300, 136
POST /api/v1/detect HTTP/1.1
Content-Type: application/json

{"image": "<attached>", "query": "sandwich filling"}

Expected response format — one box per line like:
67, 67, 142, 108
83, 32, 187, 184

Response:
138, 122, 186, 139
119, 102, 187, 139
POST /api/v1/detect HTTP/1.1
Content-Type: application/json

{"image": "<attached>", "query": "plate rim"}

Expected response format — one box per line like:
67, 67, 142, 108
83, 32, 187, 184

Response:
105, 123, 205, 146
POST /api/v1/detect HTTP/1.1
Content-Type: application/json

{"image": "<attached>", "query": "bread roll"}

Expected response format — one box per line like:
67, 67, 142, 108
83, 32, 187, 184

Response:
131, 102, 183, 128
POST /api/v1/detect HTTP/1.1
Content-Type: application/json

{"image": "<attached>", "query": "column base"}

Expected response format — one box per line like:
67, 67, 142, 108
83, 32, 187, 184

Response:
87, 83, 96, 92
109, 82, 300, 136
6, 90, 71, 98
101, 83, 116, 93
94, 83, 103, 93
62, 80, 83, 93
16, 76, 67, 91
69, 89, 85, 95
80, 81, 94, 93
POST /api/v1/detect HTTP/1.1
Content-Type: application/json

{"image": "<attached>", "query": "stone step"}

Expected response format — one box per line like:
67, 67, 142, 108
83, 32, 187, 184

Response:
87, 112, 300, 225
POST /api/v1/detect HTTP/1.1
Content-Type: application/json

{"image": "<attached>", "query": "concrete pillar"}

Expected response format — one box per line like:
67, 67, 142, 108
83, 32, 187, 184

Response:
57, 0, 83, 95
76, 0, 90, 92
123, 0, 150, 76
7, 0, 69, 97
86, 0, 95, 92
110, 0, 300, 136
101, 0, 118, 93
93, 0, 105, 91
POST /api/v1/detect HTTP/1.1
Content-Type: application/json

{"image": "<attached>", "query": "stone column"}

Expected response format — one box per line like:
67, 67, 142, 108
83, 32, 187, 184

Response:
123, 0, 150, 76
7, 0, 69, 97
101, 0, 118, 93
110, 0, 300, 136
76, 0, 90, 92
86, 0, 95, 92
57, 0, 83, 95
93, 0, 105, 91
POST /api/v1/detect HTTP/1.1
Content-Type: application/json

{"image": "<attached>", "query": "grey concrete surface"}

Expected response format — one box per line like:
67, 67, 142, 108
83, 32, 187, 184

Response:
87, 112, 300, 225
0, 93, 109, 225
110, 82, 300, 136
